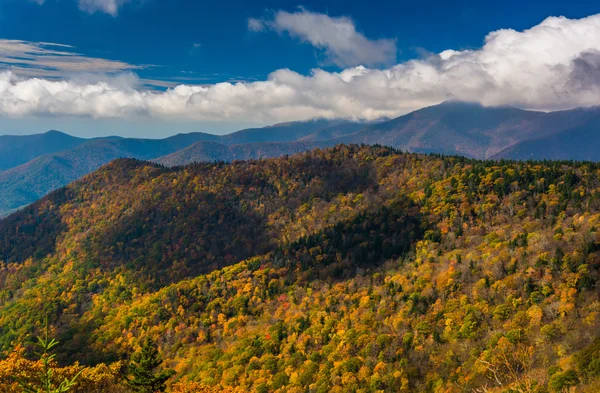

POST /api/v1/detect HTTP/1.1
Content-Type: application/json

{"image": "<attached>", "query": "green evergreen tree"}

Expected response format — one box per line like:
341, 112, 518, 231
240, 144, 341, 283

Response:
127, 337, 175, 393
18, 320, 83, 393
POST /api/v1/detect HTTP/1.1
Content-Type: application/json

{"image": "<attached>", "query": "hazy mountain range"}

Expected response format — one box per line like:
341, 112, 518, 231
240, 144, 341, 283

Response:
0, 120, 359, 215
1, 101, 599, 216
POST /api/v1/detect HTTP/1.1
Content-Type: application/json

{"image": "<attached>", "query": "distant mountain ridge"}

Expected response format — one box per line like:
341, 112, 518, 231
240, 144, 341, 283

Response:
0, 119, 358, 173
158, 102, 600, 168
336, 102, 600, 159
1, 102, 599, 216
0, 130, 88, 170
154, 120, 367, 166
0, 133, 222, 215
218, 119, 362, 145
491, 108, 600, 161
0, 119, 362, 215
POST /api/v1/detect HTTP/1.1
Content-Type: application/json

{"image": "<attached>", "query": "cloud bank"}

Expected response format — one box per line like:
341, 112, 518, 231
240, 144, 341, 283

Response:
249, 9, 397, 67
1, 13, 600, 123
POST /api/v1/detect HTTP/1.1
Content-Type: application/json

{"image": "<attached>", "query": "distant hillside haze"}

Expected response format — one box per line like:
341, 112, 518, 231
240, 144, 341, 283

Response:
298, 122, 367, 142
337, 101, 600, 159
0, 119, 357, 215
1, 102, 599, 216
492, 109, 600, 161
156, 120, 366, 166
0, 133, 226, 215
157, 102, 600, 167
219, 119, 361, 144
0, 130, 89, 170
0, 119, 354, 173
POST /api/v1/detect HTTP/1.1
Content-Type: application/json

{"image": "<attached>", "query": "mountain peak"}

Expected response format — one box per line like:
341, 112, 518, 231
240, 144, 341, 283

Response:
44, 130, 72, 137
433, 100, 526, 112
437, 99, 482, 107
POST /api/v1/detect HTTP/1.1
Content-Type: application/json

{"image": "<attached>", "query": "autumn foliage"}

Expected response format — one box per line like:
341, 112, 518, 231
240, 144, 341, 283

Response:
0, 145, 598, 392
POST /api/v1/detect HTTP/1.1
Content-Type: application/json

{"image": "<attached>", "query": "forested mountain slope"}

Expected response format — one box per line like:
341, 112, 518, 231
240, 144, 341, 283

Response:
154, 141, 329, 166
0, 145, 599, 392
0, 120, 355, 216
0, 132, 220, 215
2, 103, 599, 218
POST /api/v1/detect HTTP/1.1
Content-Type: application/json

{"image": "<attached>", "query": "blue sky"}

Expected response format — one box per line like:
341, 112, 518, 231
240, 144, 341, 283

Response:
0, 0, 599, 137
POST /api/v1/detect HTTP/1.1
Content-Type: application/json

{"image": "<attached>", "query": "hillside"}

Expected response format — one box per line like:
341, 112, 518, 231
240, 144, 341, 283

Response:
155, 141, 330, 166
219, 119, 364, 145
0, 145, 598, 392
338, 102, 600, 159
0, 120, 351, 216
3, 104, 600, 217
0, 132, 222, 215
154, 120, 365, 166
152, 103, 600, 168
0, 130, 90, 171
298, 122, 368, 142
492, 112, 600, 161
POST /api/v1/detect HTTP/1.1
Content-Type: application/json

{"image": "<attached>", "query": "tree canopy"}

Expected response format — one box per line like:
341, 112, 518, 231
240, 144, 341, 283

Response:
0, 145, 598, 392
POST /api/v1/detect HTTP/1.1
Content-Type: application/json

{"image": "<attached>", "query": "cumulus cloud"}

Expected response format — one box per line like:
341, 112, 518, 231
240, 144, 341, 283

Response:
78, 0, 131, 16
1, 14, 600, 123
569, 50, 600, 89
250, 9, 397, 67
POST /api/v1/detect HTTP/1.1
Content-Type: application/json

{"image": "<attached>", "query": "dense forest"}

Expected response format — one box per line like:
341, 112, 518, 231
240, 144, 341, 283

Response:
0, 145, 598, 392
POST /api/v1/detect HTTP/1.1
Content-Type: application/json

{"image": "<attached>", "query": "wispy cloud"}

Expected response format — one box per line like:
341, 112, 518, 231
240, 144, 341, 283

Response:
31, 0, 134, 16
29, 0, 133, 16
248, 17, 265, 32
1, 14, 600, 122
77, 0, 131, 16
187, 42, 202, 56
249, 9, 397, 68
0, 39, 145, 79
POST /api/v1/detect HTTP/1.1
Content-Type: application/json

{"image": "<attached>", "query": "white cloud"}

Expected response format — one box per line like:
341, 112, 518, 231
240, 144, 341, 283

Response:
78, 0, 131, 16
248, 17, 265, 32
250, 9, 397, 67
1, 14, 600, 123
29, 0, 131, 15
